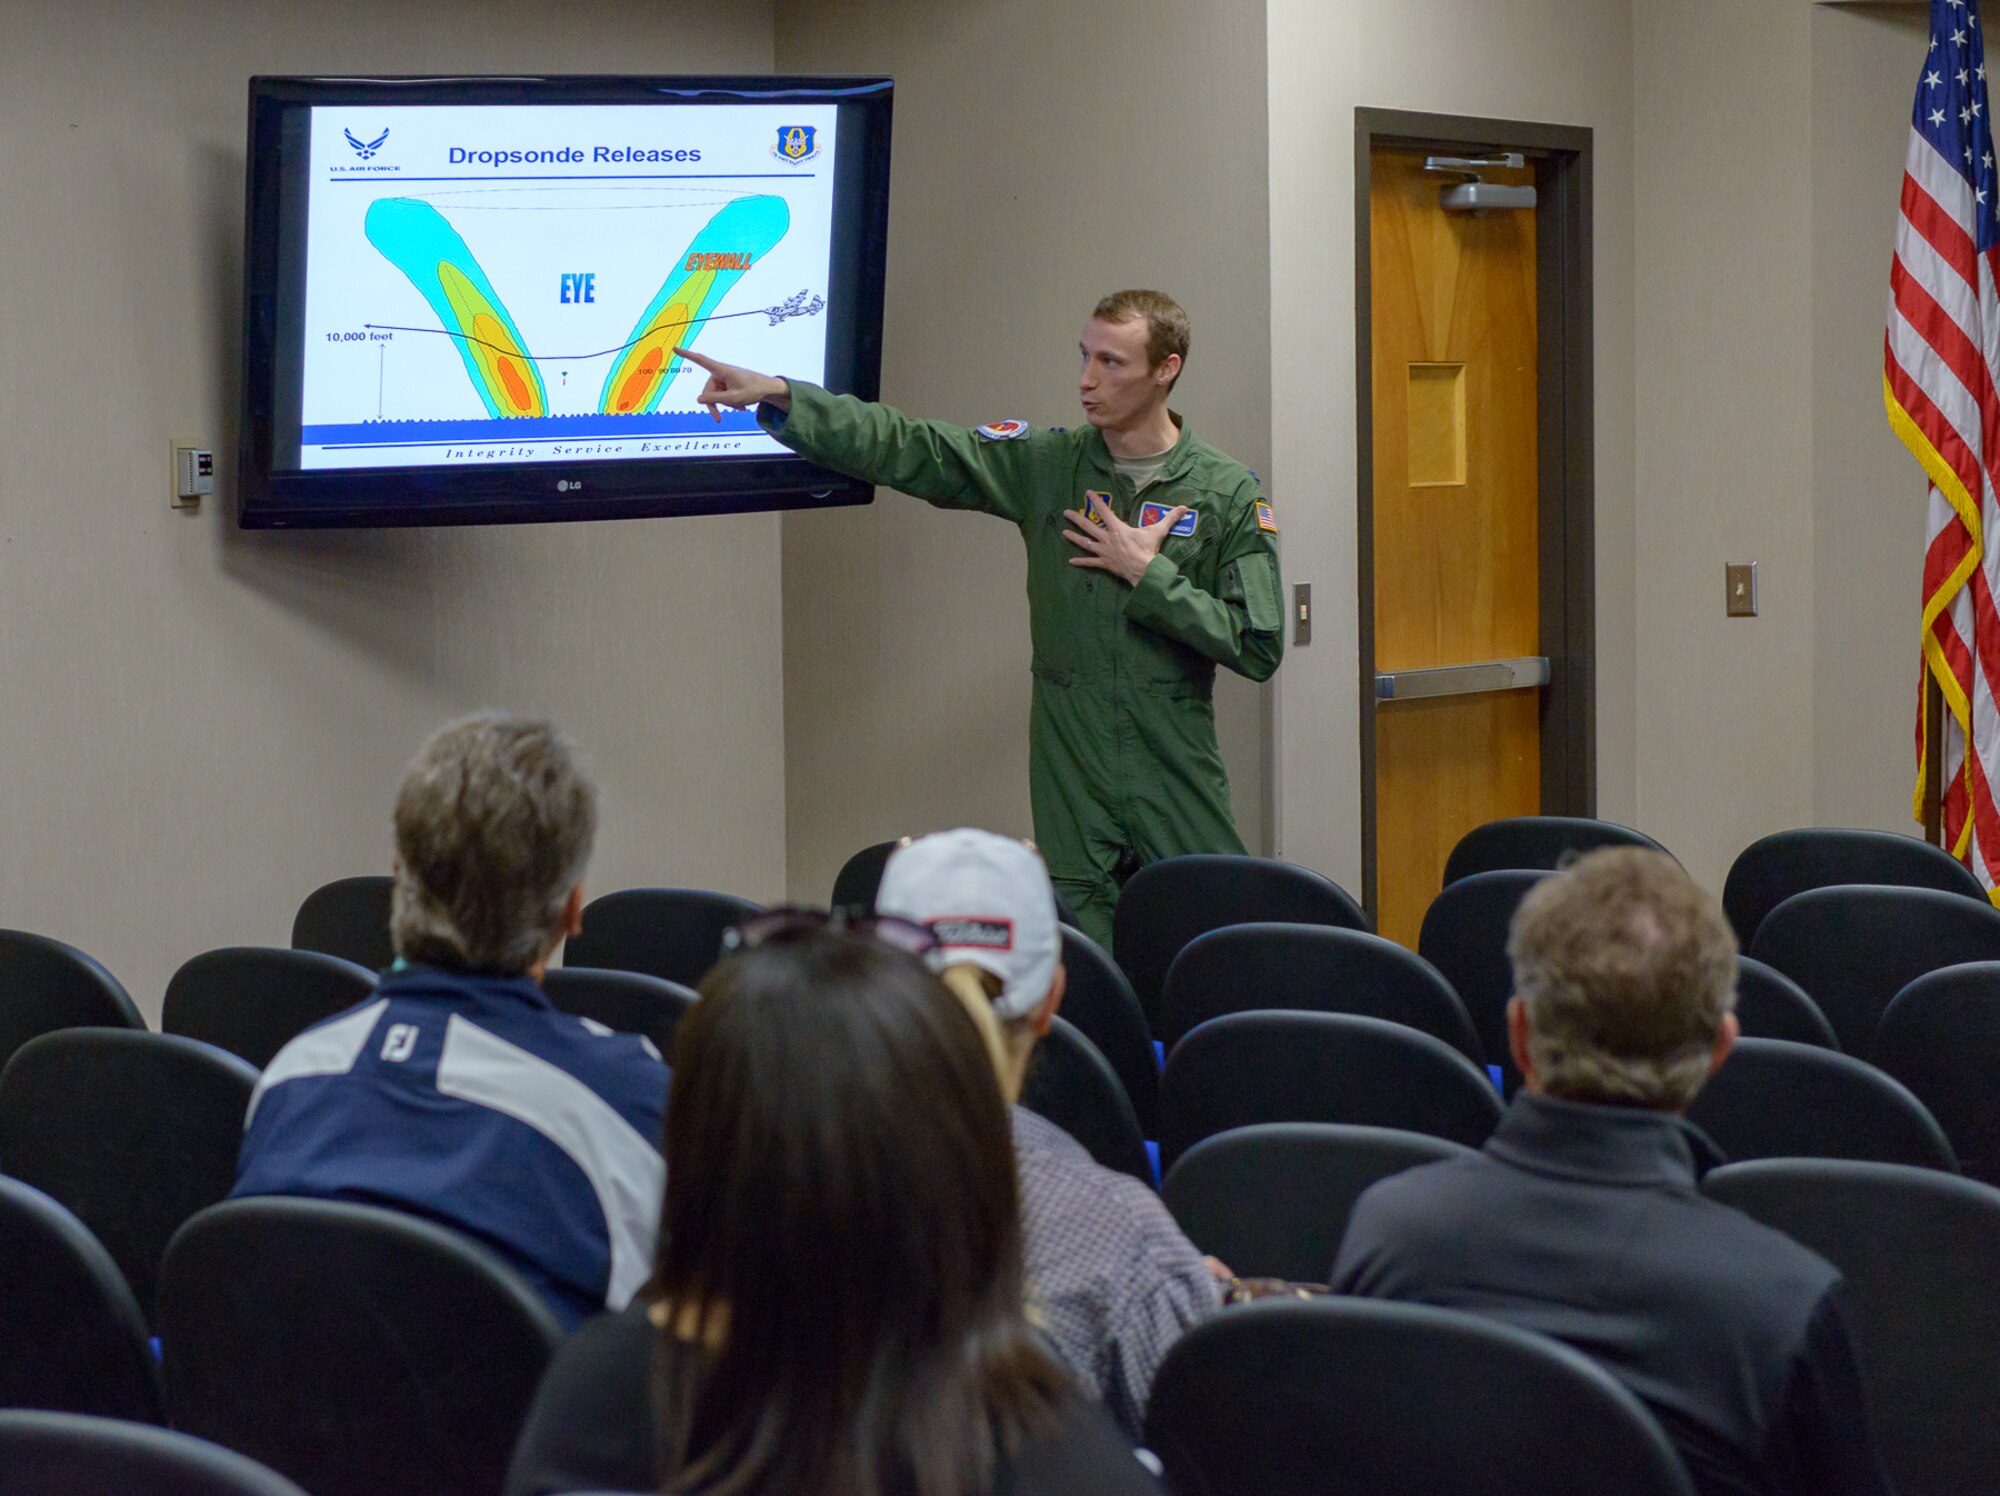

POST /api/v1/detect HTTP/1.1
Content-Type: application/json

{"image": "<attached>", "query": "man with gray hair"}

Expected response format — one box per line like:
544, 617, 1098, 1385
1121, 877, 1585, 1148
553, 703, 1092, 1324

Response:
1332, 849, 1891, 1496
234, 713, 668, 1329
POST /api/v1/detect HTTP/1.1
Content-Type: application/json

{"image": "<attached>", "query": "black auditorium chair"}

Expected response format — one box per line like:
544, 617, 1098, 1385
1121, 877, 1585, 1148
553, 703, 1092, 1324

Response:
539, 967, 696, 1060
159, 1197, 564, 1496
562, 888, 764, 989
1416, 869, 1550, 1092
1748, 885, 2000, 1058
0, 929, 144, 1078
0, 1177, 161, 1423
1722, 827, 1988, 948
162, 947, 378, 1069
1113, 854, 1368, 1026
1157, 1011, 1502, 1171
289, 876, 395, 972
1443, 815, 1671, 885
1732, 956, 1839, 1049
1161, 1123, 1475, 1284
1145, 1299, 1695, 1496
1018, 1017, 1154, 1187
829, 840, 899, 915
0, 1029, 260, 1321
1878, 962, 2000, 1184
0, 1412, 311, 1496
1685, 1038, 1956, 1172
1159, 923, 1481, 1062
1055, 927, 1159, 1136
1704, 1159, 2000, 1496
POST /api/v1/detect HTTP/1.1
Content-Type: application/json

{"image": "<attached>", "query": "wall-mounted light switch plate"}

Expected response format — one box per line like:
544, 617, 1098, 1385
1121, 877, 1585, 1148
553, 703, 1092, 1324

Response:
1294, 583, 1313, 645
1726, 562, 1758, 618
172, 439, 214, 510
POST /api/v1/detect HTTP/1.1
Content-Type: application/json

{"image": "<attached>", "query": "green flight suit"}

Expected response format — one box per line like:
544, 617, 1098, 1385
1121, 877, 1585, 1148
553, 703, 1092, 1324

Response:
760, 381, 1286, 948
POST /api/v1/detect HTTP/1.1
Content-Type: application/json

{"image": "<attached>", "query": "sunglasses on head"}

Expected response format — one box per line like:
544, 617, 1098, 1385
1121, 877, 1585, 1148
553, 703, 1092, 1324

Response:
721, 905, 939, 959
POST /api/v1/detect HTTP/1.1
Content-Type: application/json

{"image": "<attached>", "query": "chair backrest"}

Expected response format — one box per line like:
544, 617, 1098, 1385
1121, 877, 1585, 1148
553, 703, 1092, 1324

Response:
562, 888, 764, 988
1144, 1298, 1695, 1496
1056, 926, 1158, 1137
1158, 1011, 1503, 1171
158, 1197, 564, 1496
1723, 827, 1988, 947
0, 1177, 160, 1423
0, 1411, 311, 1496
1160, 923, 1481, 1061
289, 876, 395, 971
1018, 1017, 1154, 1186
1162, 1123, 1475, 1283
1733, 955, 1839, 1049
1703, 1158, 2000, 1496
1443, 815, 1670, 885
1415, 869, 1550, 1092
1112, 854, 1367, 1024
0, 929, 143, 1078
829, 839, 899, 914
0, 1029, 259, 1321
1877, 962, 2000, 1185
1685, 1037, 1956, 1171
1748, 884, 2000, 1058
539, 966, 696, 1061
161, 947, 379, 1069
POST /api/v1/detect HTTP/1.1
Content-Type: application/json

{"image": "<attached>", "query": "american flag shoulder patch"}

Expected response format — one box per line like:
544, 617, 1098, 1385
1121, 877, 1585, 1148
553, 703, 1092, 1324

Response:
1257, 502, 1279, 534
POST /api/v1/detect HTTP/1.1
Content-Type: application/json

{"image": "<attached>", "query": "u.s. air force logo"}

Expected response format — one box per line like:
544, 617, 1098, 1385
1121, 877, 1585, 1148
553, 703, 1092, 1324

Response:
976, 419, 1029, 442
773, 125, 820, 164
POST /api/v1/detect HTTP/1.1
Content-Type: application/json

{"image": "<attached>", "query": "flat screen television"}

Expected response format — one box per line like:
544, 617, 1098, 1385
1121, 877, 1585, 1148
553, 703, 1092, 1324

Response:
238, 74, 892, 528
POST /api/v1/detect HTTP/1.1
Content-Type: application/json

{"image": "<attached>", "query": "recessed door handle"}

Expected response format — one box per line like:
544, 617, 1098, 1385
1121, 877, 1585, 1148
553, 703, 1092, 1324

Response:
1375, 656, 1550, 701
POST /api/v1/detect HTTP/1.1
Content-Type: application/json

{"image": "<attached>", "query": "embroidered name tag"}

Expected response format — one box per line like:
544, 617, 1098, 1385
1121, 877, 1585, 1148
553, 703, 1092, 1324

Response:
976, 419, 1029, 441
1139, 501, 1199, 537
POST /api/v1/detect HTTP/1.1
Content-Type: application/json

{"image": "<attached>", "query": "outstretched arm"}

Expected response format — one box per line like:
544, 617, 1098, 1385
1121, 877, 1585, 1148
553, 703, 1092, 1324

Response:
673, 346, 1039, 522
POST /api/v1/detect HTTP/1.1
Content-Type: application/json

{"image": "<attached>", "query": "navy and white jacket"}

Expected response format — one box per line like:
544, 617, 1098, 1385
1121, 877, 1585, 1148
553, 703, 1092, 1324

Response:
233, 964, 669, 1330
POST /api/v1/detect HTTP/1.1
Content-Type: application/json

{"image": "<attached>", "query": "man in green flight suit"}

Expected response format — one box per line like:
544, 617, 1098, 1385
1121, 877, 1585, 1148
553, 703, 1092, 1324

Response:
675, 290, 1284, 949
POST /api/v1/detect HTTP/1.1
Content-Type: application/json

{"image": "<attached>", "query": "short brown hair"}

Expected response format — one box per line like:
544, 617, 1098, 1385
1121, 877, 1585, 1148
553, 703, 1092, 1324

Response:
1093, 289, 1190, 382
1506, 848, 1738, 1110
390, 713, 596, 974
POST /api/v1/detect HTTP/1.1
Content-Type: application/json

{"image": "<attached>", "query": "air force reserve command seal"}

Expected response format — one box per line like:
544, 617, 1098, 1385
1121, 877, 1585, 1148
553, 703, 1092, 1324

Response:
773, 125, 820, 164
976, 419, 1030, 441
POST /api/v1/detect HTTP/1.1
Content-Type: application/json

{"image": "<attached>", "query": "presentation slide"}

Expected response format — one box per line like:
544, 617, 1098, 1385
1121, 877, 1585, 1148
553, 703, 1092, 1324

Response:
296, 102, 837, 470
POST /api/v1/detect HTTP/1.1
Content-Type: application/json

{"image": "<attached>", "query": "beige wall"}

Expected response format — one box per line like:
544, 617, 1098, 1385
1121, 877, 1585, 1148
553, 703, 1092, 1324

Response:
0, 0, 785, 1017
1810, 3, 1932, 832
1265, 0, 1641, 895
772, 0, 1273, 903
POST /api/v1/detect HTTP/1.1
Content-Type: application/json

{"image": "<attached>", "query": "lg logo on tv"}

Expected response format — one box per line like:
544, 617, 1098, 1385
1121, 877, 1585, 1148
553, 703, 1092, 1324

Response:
556, 479, 584, 493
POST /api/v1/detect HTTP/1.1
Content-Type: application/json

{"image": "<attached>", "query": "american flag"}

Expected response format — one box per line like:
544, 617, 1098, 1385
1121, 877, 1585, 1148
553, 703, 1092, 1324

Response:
1889, 0, 2000, 893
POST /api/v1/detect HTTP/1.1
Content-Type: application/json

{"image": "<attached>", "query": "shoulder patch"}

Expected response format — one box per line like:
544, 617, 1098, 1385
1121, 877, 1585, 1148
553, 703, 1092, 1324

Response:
1257, 502, 1279, 534
976, 419, 1030, 442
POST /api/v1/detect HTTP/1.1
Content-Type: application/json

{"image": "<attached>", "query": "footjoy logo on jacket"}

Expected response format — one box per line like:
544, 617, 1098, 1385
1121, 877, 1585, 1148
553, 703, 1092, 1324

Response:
927, 917, 1015, 951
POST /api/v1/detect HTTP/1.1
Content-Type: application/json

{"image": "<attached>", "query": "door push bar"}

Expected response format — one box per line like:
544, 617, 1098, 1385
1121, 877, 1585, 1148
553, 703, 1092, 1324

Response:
1374, 656, 1551, 702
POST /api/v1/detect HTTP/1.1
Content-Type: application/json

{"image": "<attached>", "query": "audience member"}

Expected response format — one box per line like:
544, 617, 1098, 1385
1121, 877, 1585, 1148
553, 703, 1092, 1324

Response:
505, 924, 1161, 1496
876, 829, 1221, 1440
234, 713, 668, 1330
1331, 848, 1893, 1496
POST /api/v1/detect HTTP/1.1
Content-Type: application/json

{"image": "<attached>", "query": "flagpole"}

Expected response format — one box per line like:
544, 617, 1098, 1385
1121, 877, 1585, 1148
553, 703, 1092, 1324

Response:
1925, 672, 1946, 847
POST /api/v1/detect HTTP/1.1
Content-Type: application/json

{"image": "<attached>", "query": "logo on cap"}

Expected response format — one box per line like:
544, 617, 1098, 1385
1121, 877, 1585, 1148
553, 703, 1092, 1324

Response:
927, 916, 1015, 951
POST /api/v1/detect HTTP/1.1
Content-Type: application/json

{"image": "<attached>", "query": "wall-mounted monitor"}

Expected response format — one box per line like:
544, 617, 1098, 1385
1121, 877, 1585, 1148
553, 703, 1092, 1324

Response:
238, 74, 892, 528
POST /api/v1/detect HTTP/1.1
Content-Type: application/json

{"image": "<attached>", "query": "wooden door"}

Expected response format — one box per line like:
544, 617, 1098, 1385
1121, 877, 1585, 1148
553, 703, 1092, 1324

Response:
1369, 148, 1542, 948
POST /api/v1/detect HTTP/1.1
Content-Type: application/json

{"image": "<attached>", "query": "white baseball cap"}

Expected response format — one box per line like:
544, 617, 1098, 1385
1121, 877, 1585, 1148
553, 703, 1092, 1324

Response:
876, 829, 1062, 1022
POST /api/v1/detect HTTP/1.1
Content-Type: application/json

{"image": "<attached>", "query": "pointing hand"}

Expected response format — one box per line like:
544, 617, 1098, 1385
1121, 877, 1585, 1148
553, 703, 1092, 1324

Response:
672, 346, 791, 422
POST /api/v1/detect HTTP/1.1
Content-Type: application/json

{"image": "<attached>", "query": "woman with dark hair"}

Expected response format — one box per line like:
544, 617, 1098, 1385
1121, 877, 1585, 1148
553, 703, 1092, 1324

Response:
505, 923, 1163, 1496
